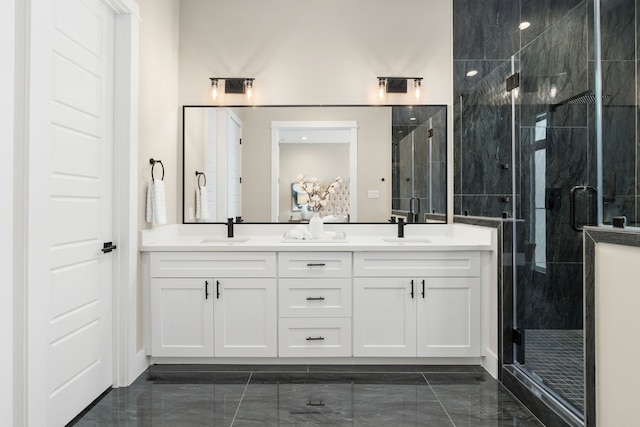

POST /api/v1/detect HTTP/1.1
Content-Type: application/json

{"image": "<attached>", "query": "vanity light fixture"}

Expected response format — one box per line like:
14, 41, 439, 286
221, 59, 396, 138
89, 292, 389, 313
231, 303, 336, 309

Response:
413, 78, 422, 99
210, 78, 219, 100
209, 77, 255, 101
377, 77, 423, 99
378, 78, 387, 99
244, 79, 253, 100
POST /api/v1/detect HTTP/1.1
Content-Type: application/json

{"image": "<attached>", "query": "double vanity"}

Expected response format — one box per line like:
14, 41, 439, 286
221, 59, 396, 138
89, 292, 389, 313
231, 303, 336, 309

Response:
140, 223, 496, 374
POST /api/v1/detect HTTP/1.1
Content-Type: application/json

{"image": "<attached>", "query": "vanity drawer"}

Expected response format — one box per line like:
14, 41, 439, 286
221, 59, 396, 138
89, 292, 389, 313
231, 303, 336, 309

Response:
353, 251, 480, 277
278, 318, 351, 357
278, 252, 352, 277
150, 252, 276, 278
279, 278, 351, 318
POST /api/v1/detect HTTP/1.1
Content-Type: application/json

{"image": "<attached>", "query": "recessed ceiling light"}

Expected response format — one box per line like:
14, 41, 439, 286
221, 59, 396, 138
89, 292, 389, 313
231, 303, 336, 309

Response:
519, 21, 531, 30
466, 70, 479, 77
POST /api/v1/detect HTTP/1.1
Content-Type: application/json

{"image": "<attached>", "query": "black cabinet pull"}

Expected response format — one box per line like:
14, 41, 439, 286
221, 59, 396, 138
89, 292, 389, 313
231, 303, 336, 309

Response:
306, 336, 325, 341
421, 280, 425, 298
307, 400, 325, 406
306, 263, 326, 267
410, 280, 414, 298
216, 280, 221, 299
205, 280, 209, 299
306, 297, 325, 301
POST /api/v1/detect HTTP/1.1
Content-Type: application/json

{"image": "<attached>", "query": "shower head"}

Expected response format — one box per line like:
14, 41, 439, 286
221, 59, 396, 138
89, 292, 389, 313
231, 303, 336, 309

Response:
550, 90, 610, 111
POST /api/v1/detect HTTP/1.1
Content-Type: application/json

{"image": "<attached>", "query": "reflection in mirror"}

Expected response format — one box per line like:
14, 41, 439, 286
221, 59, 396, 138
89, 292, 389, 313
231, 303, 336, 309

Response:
182, 105, 447, 224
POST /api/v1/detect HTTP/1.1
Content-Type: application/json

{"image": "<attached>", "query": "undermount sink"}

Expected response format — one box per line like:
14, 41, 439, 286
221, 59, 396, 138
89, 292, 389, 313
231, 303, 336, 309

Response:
199, 237, 250, 244
381, 236, 431, 243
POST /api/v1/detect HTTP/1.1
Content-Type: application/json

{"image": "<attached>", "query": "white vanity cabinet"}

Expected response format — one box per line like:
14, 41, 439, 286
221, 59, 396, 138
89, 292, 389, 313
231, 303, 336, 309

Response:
150, 277, 214, 357
149, 252, 277, 358
278, 252, 352, 357
353, 251, 481, 358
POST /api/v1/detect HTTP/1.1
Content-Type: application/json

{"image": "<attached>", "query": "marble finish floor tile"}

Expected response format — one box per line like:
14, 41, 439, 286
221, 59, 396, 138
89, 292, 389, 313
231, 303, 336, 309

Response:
71, 365, 543, 427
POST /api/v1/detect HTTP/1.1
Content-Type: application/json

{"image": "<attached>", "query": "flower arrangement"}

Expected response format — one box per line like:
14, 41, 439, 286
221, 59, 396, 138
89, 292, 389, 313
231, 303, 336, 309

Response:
296, 174, 343, 211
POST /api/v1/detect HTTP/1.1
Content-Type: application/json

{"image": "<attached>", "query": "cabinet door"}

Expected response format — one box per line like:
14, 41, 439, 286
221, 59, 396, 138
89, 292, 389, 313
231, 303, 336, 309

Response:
214, 278, 277, 357
417, 277, 481, 357
151, 278, 214, 357
353, 278, 416, 357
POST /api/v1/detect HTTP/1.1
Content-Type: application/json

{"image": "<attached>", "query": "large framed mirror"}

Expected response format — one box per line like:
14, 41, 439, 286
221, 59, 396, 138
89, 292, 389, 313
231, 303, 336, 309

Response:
182, 105, 447, 224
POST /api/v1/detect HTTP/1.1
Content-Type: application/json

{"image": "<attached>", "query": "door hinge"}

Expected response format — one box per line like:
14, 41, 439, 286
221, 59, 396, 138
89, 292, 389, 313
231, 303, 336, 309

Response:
512, 328, 523, 346
239, 177, 242, 184
239, 138, 242, 145
506, 72, 520, 92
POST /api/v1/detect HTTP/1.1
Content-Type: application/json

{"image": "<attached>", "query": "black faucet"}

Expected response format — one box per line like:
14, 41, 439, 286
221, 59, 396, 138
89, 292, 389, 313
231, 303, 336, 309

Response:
227, 218, 234, 238
397, 217, 405, 238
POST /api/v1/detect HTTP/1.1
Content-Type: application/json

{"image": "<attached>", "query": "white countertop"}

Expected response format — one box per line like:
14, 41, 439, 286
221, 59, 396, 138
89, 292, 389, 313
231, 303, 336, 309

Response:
139, 224, 494, 252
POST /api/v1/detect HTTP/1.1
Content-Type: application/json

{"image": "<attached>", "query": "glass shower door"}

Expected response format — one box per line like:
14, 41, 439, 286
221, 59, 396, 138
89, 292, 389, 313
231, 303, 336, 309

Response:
512, 3, 591, 418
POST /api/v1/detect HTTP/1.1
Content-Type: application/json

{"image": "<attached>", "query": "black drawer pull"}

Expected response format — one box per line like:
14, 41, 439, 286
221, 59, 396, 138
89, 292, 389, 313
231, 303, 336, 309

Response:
306, 336, 325, 341
306, 263, 326, 267
306, 297, 325, 301
307, 400, 325, 406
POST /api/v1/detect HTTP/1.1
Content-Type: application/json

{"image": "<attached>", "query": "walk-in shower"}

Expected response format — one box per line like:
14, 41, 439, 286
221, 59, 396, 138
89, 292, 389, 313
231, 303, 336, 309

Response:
454, 0, 639, 424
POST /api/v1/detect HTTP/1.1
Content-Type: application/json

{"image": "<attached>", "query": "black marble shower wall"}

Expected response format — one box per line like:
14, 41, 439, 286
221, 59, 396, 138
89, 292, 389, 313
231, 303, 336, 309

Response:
596, 0, 638, 227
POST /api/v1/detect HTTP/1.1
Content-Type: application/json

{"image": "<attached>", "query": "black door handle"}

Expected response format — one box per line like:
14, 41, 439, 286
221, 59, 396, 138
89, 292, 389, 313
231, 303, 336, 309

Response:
410, 280, 414, 299
101, 242, 117, 253
216, 280, 221, 299
205, 281, 209, 299
421, 280, 425, 298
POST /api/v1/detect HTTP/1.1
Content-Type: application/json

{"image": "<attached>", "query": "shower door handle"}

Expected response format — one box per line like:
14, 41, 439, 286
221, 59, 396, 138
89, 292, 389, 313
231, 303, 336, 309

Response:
570, 185, 597, 232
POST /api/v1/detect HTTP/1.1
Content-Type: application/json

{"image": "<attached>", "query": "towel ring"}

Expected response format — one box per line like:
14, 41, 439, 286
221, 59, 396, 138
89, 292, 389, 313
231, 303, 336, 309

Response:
195, 171, 206, 189
150, 158, 164, 181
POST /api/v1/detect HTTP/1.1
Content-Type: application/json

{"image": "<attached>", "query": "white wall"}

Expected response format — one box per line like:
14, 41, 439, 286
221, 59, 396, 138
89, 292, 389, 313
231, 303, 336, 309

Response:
174, 0, 453, 223
595, 242, 640, 426
138, 0, 181, 228
1, 0, 15, 424
137, 0, 180, 351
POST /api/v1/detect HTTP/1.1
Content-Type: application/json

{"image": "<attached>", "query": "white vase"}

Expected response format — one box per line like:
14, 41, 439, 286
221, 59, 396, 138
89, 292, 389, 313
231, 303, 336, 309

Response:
309, 211, 324, 239
301, 204, 312, 220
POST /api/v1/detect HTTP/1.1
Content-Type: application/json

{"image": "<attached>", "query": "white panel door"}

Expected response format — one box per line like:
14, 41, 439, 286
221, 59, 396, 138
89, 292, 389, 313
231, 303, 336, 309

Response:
226, 114, 242, 218
205, 109, 217, 216
151, 278, 214, 357
214, 278, 277, 357
353, 278, 416, 357
417, 277, 481, 357
29, 0, 115, 425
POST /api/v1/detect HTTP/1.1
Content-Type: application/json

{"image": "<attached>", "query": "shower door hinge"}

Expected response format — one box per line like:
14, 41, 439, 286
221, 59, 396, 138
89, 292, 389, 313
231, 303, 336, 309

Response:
512, 328, 523, 345
506, 73, 520, 92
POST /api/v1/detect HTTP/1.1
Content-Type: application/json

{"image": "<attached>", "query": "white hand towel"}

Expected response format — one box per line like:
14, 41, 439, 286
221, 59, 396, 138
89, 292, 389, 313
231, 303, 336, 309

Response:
145, 182, 153, 223
195, 187, 202, 220
146, 179, 167, 225
199, 186, 210, 220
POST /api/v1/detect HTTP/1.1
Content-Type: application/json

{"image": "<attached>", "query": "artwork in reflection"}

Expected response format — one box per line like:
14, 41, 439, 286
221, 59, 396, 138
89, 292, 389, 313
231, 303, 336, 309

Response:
182, 105, 447, 224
